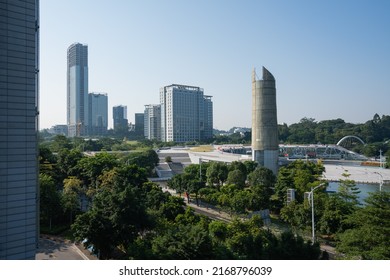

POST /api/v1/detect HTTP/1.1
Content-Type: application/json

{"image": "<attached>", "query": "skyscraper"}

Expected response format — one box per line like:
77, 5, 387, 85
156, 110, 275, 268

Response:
113, 105, 128, 132
67, 43, 88, 137
0, 0, 39, 259
89, 92, 108, 136
160, 84, 213, 142
144, 105, 161, 140
251, 67, 279, 174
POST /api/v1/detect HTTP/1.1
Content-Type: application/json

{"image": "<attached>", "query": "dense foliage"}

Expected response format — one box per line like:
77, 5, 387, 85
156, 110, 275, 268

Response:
38, 128, 389, 260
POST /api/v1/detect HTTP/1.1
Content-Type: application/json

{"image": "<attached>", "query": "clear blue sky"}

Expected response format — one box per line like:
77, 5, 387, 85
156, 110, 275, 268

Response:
40, 0, 390, 130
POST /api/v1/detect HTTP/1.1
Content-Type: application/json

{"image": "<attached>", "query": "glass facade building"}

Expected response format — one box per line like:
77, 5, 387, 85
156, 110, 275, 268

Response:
113, 105, 128, 132
67, 43, 88, 137
89, 92, 108, 136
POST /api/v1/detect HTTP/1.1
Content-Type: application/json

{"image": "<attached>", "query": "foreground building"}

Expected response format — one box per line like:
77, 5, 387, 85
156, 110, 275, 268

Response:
160, 84, 213, 142
251, 67, 279, 174
67, 43, 89, 137
0, 0, 39, 259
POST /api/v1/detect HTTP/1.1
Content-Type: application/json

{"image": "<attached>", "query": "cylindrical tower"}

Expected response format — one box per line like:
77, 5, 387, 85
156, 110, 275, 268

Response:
251, 67, 279, 174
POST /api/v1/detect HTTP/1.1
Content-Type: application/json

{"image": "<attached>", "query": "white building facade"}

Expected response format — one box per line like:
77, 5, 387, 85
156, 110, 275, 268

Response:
144, 105, 161, 140
160, 84, 213, 143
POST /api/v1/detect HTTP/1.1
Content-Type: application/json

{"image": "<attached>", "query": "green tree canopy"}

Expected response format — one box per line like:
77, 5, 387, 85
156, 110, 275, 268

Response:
336, 191, 390, 259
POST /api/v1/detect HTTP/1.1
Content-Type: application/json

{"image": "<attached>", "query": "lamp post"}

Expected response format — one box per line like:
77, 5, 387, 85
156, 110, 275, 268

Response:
308, 183, 325, 244
199, 157, 202, 181
374, 172, 383, 192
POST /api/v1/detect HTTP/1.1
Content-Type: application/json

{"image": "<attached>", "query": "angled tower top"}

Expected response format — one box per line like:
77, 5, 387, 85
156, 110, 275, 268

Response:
262, 66, 275, 81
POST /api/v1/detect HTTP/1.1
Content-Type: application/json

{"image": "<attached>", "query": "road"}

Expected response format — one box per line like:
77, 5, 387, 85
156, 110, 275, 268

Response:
36, 236, 94, 260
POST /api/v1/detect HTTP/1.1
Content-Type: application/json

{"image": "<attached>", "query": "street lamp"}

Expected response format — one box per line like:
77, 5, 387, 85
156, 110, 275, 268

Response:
308, 183, 325, 244
199, 157, 202, 181
374, 172, 383, 192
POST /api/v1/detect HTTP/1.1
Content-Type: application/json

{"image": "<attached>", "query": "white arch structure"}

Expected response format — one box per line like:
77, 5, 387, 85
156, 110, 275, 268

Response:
336, 135, 365, 146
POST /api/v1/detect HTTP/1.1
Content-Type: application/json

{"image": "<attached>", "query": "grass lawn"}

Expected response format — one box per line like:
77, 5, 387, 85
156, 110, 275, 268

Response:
190, 145, 214, 152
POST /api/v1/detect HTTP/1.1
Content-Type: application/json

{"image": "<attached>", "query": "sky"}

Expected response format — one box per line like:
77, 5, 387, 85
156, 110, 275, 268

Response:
39, 0, 390, 130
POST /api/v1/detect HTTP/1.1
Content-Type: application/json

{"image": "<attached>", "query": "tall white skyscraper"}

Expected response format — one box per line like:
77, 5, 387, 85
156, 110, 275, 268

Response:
67, 43, 88, 137
160, 84, 213, 142
89, 92, 108, 136
0, 0, 39, 259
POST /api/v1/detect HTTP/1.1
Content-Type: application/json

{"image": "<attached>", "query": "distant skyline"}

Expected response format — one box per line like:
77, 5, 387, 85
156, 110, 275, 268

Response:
40, 0, 390, 130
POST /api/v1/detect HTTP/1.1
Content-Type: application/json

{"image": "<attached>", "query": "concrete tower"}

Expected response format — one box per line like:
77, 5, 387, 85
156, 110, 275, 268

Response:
251, 67, 279, 174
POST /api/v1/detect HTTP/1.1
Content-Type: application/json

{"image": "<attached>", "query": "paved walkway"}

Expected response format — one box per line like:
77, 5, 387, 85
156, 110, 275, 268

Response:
36, 235, 97, 260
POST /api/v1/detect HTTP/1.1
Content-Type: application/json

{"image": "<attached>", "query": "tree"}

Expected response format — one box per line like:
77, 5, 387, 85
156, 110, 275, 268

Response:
72, 164, 151, 259
39, 174, 62, 230
338, 171, 360, 205
39, 145, 60, 184
159, 196, 185, 221
187, 179, 205, 206
226, 169, 246, 189
243, 160, 258, 174
275, 231, 320, 260
318, 193, 356, 235
248, 166, 276, 188
151, 222, 213, 260
77, 152, 118, 188
168, 174, 185, 196
228, 161, 247, 175
224, 217, 264, 259
62, 177, 83, 224
121, 149, 159, 175
337, 192, 390, 259
280, 201, 310, 234
273, 160, 325, 211
206, 162, 228, 189
50, 134, 72, 152
57, 148, 84, 180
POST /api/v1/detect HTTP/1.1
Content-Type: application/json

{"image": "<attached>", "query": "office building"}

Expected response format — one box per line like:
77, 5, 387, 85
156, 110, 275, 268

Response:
0, 0, 39, 259
251, 67, 279, 174
113, 105, 128, 132
49, 125, 68, 136
160, 84, 213, 142
203, 95, 213, 140
144, 105, 161, 140
134, 113, 144, 136
67, 43, 88, 137
89, 92, 108, 136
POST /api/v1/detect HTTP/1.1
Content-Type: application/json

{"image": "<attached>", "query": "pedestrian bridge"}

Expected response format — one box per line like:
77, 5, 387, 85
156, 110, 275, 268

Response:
279, 144, 367, 161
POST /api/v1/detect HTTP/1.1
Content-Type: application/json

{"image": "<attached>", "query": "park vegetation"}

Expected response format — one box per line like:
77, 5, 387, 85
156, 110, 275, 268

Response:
38, 113, 390, 259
